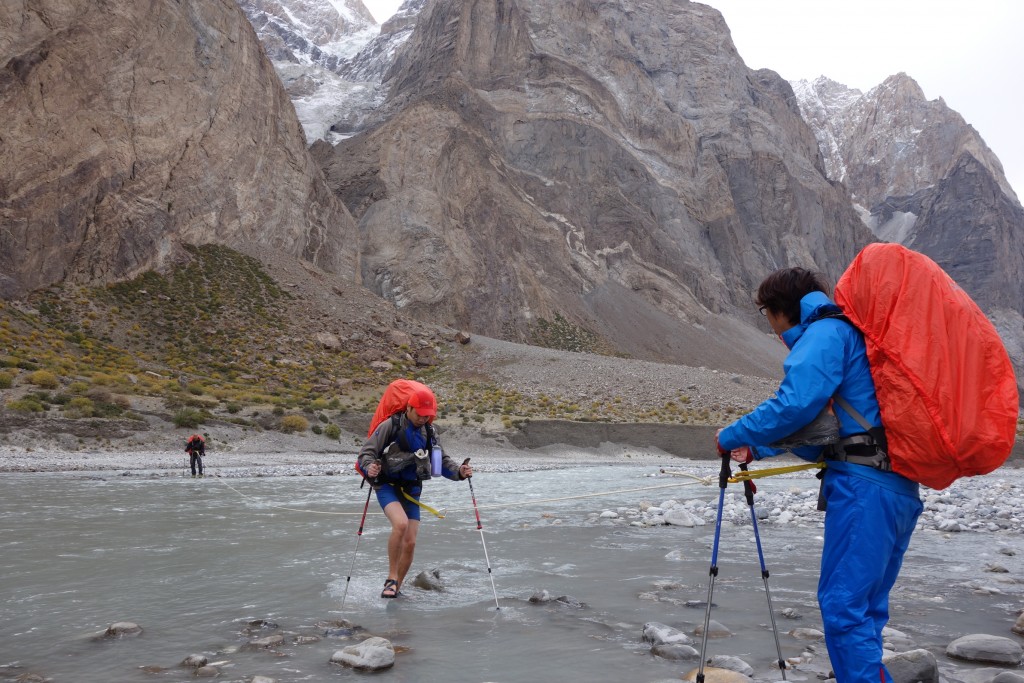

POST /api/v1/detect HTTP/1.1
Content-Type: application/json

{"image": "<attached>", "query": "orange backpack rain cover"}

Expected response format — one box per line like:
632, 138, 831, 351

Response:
366, 379, 434, 438
834, 243, 1019, 490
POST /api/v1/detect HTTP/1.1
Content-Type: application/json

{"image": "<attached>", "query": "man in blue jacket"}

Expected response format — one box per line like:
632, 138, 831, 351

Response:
716, 267, 922, 683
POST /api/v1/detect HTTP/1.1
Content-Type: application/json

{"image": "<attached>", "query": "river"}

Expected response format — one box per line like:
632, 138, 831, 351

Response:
1, 459, 1022, 682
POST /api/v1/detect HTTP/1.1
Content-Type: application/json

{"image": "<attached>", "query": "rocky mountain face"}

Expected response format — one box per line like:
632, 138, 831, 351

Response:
237, 0, 378, 72
793, 74, 1024, 372
313, 0, 874, 374
793, 74, 1018, 213
0, 0, 360, 300
235, 0, 383, 140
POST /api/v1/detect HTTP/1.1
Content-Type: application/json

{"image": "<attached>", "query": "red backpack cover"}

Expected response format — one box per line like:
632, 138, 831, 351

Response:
366, 379, 435, 438
357, 379, 436, 479
834, 243, 1019, 489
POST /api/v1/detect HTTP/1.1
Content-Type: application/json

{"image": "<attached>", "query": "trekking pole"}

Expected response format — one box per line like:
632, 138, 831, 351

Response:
740, 462, 787, 680
463, 458, 500, 610
696, 453, 732, 683
339, 482, 374, 612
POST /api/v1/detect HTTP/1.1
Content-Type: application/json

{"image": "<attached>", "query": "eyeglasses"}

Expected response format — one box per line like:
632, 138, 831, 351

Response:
758, 305, 768, 316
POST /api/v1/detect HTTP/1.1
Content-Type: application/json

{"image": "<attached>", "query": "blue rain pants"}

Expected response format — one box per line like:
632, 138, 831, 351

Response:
818, 464, 922, 683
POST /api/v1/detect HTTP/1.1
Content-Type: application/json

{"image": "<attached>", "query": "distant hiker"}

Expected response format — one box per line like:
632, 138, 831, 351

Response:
715, 267, 922, 683
185, 434, 206, 477
357, 382, 472, 598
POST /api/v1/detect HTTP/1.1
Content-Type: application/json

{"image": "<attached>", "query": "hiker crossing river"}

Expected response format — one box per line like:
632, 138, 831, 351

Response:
2, 454, 1022, 682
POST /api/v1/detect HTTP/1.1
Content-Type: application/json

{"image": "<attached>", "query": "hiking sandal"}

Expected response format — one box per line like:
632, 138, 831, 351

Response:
381, 579, 399, 599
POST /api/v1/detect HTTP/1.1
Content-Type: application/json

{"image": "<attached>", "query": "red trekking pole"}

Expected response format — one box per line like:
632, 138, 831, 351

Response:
463, 458, 500, 610
339, 483, 374, 612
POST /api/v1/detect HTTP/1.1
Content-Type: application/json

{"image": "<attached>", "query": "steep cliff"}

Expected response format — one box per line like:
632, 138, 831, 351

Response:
316, 0, 874, 372
0, 0, 360, 299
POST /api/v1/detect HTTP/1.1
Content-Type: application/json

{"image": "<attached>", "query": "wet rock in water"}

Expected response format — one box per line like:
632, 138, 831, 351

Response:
651, 643, 699, 660
1013, 612, 1024, 636
882, 648, 938, 683
294, 635, 321, 645
181, 654, 208, 668
882, 626, 917, 652
789, 627, 825, 642
242, 619, 279, 635
528, 590, 586, 608
985, 563, 1010, 573
103, 621, 143, 638
780, 607, 802, 619
946, 634, 1024, 664
681, 665, 752, 683
330, 636, 395, 671
412, 568, 445, 592
693, 620, 732, 638
251, 677, 277, 683
245, 634, 285, 650
194, 665, 220, 677
642, 622, 693, 646
992, 672, 1024, 683
707, 655, 754, 677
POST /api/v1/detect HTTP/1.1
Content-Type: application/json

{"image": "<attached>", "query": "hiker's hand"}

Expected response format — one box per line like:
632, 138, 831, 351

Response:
367, 461, 381, 478
730, 446, 754, 464
459, 462, 473, 479
715, 428, 729, 456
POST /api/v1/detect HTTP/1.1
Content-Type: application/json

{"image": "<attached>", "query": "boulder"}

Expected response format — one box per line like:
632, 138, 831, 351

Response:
651, 643, 699, 660
707, 655, 754, 677
682, 666, 752, 683
946, 634, 1023, 665
330, 636, 395, 671
882, 648, 938, 683
412, 568, 445, 592
642, 622, 693, 646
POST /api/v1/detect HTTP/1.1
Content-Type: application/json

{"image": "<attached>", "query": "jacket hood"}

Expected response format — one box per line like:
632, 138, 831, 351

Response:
780, 291, 842, 349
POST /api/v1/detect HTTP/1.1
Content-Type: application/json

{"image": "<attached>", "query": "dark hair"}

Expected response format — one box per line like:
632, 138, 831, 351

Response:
756, 267, 830, 325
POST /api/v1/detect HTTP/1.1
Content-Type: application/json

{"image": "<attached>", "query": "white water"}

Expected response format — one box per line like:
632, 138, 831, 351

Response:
1, 461, 1022, 682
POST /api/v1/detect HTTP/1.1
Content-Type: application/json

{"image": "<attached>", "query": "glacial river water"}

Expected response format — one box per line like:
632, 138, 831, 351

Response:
1, 460, 1022, 682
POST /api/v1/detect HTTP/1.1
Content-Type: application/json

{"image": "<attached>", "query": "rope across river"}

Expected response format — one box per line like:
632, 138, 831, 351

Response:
216, 461, 824, 518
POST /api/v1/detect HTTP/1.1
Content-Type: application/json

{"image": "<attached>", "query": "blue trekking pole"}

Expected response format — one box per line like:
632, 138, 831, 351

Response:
740, 462, 787, 679
696, 453, 732, 683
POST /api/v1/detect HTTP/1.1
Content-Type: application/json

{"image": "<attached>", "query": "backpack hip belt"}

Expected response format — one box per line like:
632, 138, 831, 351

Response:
825, 434, 891, 472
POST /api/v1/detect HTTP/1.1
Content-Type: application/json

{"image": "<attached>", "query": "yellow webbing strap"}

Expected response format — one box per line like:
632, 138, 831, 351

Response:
728, 461, 825, 483
400, 487, 446, 519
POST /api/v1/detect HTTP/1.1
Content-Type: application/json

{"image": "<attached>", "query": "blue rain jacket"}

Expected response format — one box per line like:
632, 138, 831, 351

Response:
719, 290, 922, 683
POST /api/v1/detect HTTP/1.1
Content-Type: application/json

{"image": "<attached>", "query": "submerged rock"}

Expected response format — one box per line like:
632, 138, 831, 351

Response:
707, 655, 754, 677
642, 622, 692, 646
682, 665, 752, 683
412, 568, 445, 592
181, 654, 208, 668
102, 621, 143, 638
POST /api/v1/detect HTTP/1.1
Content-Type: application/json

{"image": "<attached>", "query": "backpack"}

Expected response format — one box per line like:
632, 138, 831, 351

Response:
356, 379, 437, 480
833, 243, 1019, 490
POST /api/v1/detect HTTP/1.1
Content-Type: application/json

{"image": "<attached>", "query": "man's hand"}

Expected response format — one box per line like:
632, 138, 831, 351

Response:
459, 462, 473, 479
715, 428, 729, 456
366, 461, 381, 479
730, 446, 754, 464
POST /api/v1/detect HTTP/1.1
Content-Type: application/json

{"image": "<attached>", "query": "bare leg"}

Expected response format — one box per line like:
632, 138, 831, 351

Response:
382, 501, 420, 591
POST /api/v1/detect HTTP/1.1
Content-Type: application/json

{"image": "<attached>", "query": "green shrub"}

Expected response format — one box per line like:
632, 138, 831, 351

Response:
272, 406, 285, 416
64, 397, 95, 418
0, 372, 12, 389
280, 414, 309, 433
7, 398, 45, 413
67, 381, 89, 394
173, 408, 204, 428
226, 402, 241, 414
311, 424, 323, 435
28, 370, 59, 389
324, 423, 341, 440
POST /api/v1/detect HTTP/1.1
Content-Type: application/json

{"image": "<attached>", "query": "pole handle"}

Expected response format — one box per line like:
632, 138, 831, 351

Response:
462, 457, 472, 479
718, 453, 732, 489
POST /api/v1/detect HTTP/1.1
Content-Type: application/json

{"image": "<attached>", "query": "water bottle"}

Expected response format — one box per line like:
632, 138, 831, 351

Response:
430, 446, 443, 477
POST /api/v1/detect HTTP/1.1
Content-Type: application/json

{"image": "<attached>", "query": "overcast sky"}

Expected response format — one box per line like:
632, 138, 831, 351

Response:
361, 0, 1024, 199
